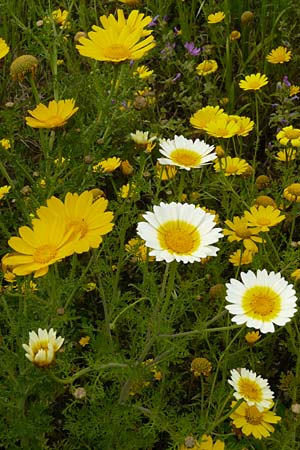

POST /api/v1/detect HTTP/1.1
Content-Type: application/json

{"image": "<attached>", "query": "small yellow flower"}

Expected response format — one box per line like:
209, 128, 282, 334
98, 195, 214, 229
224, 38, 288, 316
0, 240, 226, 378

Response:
291, 269, 300, 281
207, 11, 225, 24
155, 162, 177, 180
244, 205, 285, 232
84, 282, 97, 291
119, 0, 140, 4
276, 126, 300, 147
120, 182, 137, 198
223, 216, 263, 252
0, 37, 9, 59
266, 46, 292, 64
230, 30, 241, 41
10, 55, 38, 81
196, 59, 218, 76
214, 156, 250, 175
290, 85, 300, 96
283, 183, 300, 202
22, 328, 64, 367
230, 115, 254, 137
191, 357, 212, 377
190, 106, 225, 131
92, 157, 121, 173
25, 99, 78, 129
215, 145, 225, 157
121, 160, 134, 175
239, 73, 269, 91
52, 8, 69, 26
205, 116, 240, 138
134, 65, 154, 79
245, 330, 261, 346
130, 130, 156, 146
79, 336, 90, 347
275, 148, 297, 162
229, 249, 255, 266
125, 237, 154, 262
0, 185, 11, 200
0, 138, 11, 150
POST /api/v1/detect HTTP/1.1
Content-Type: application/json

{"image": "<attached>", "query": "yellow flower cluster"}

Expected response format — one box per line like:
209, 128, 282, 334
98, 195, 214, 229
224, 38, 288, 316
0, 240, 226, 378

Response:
2, 191, 114, 278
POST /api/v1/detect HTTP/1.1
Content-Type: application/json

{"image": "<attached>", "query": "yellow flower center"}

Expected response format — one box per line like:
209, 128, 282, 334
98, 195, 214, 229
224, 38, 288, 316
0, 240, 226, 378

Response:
33, 245, 58, 264
225, 162, 241, 173
69, 219, 88, 238
242, 285, 281, 319
158, 220, 200, 255
248, 80, 262, 89
285, 129, 300, 139
238, 378, 263, 402
47, 115, 65, 127
202, 61, 214, 72
234, 224, 253, 238
246, 405, 263, 424
256, 217, 271, 226
170, 148, 202, 167
103, 44, 131, 61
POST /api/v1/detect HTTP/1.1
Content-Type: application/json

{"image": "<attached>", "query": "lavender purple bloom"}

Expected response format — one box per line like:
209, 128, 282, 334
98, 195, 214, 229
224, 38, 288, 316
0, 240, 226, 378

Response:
184, 42, 201, 56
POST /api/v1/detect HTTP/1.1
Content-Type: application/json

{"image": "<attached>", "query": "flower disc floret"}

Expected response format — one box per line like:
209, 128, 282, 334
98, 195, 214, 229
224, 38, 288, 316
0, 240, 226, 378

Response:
25, 99, 78, 128
158, 135, 216, 170
137, 202, 223, 263
225, 269, 297, 333
229, 368, 274, 411
76, 9, 155, 63
239, 73, 269, 91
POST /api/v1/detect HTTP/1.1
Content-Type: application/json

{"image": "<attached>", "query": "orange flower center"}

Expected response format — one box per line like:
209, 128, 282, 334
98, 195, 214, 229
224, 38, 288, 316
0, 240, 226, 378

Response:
69, 219, 88, 238
33, 245, 58, 264
246, 405, 263, 424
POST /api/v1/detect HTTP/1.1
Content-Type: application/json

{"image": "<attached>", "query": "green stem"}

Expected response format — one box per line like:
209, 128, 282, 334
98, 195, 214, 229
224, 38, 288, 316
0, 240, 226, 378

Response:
47, 362, 128, 385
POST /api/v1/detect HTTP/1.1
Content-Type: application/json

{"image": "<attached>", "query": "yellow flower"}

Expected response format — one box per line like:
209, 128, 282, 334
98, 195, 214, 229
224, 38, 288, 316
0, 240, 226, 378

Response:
229, 249, 255, 266
0, 138, 11, 150
204, 116, 239, 138
121, 160, 134, 175
10, 55, 38, 81
245, 330, 261, 346
0, 185, 11, 200
92, 157, 121, 173
266, 46, 292, 64
191, 357, 212, 377
254, 196, 277, 208
199, 435, 224, 450
291, 269, 300, 281
276, 126, 300, 147
196, 60, 218, 76
214, 156, 250, 175
125, 237, 154, 262
230, 401, 281, 439
239, 73, 269, 91
23, 328, 64, 367
76, 9, 155, 63
207, 11, 225, 24
36, 191, 114, 254
275, 148, 297, 161
283, 183, 300, 202
119, 0, 140, 4
290, 85, 300, 96
155, 162, 177, 180
230, 30, 241, 41
79, 336, 90, 347
134, 65, 154, 79
52, 8, 69, 26
0, 37, 9, 59
223, 216, 262, 252
130, 130, 156, 146
120, 182, 137, 198
25, 99, 78, 129
244, 205, 285, 232
190, 106, 225, 130
230, 115, 254, 137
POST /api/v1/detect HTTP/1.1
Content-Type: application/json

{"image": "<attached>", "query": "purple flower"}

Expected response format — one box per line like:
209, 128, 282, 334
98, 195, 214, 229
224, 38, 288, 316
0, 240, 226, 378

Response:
148, 15, 159, 27
172, 73, 181, 83
283, 75, 291, 87
184, 42, 201, 56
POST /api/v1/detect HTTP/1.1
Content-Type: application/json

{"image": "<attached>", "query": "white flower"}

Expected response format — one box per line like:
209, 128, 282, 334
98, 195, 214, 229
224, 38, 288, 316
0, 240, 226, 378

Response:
158, 135, 216, 170
136, 202, 223, 263
130, 130, 156, 145
22, 328, 64, 367
225, 269, 297, 333
229, 368, 274, 411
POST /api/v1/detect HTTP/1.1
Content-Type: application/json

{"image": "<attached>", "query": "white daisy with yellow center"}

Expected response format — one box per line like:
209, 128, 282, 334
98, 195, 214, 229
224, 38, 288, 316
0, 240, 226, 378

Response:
229, 368, 274, 411
225, 269, 297, 333
157, 135, 216, 171
137, 202, 223, 263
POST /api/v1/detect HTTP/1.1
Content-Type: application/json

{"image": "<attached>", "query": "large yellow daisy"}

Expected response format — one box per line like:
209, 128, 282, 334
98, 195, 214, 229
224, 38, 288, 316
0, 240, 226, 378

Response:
25, 99, 78, 128
36, 191, 114, 254
266, 46, 291, 64
239, 73, 268, 91
76, 9, 155, 63
190, 105, 225, 130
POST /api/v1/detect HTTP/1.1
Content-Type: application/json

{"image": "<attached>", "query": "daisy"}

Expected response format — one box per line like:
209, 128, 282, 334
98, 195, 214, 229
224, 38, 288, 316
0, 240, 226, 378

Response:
229, 368, 274, 411
230, 400, 281, 439
225, 269, 297, 333
0, 37, 9, 59
190, 105, 225, 130
239, 73, 269, 91
196, 60, 218, 76
276, 126, 300, 147
76, 9, 155, 63
275, 148, 297, 162
266, 46, 291, 64
36, 191, 114, 254
204, 116, 240, 138
290, 85, 300, 96
52, 8, 69, 26
134, 65, 154, 79
25, 99, 78, 128
92, 157, 121, 173
207, 11, 225, 24
23, 328, 64, 367
230, 115, 254, 137
283, 183, 300, 202
137, 202, 223, 263
157, 135, 216, 170
214, 156, 250, 176
243, 205, 285, 232
223, 216, 262, 252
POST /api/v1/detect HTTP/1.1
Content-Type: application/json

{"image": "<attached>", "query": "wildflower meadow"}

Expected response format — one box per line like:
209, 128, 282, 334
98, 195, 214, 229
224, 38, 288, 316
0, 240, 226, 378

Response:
2, 0, 300, 448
